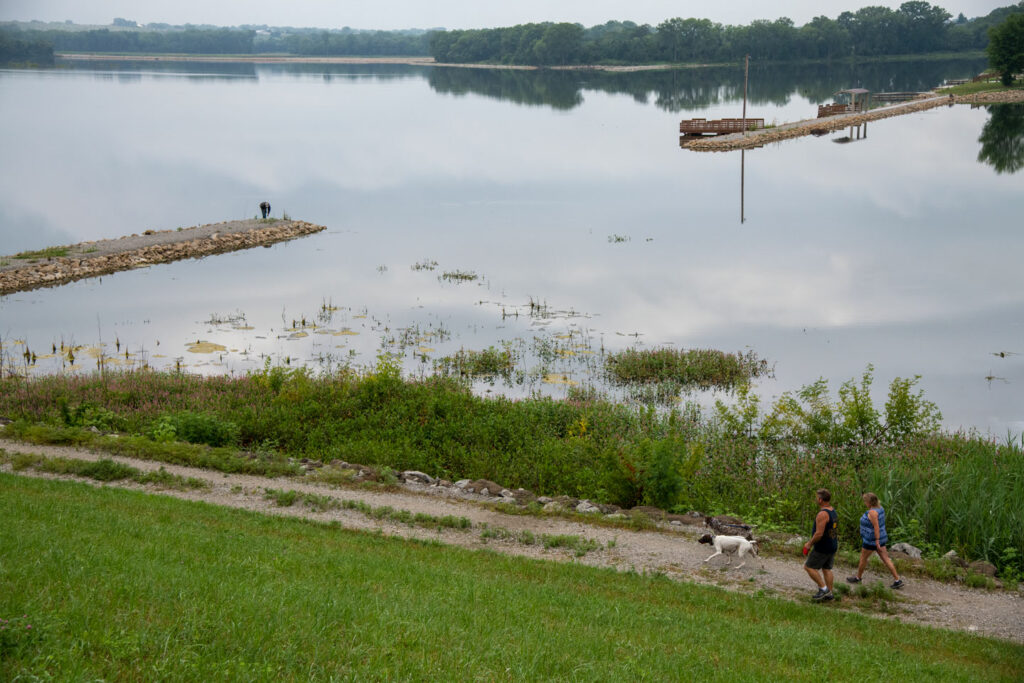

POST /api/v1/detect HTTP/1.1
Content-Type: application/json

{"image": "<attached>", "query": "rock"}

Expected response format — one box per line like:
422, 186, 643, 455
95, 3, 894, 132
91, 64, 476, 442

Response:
500, 489, 516, 499
510, 489, 537, 505
597, 503, 621, 515
471, 479, 505, 496
670, 520, 682, 526
436, 479, 452, 488
536, 496, 554, 505
968, 560, 998, 578
401, 470, 435, 485
605, 513, 629, 520
576, 501, 601, 514
665, 513, 704, 526
890, 542, 922, 559
543, 501, 565, 513
944, 550, 969, 568
454, 479, 471, 489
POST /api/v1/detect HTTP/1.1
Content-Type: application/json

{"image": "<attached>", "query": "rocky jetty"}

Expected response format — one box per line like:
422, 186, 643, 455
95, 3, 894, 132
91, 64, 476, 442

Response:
0, 219, 325, 295
681, 89, 1024, 152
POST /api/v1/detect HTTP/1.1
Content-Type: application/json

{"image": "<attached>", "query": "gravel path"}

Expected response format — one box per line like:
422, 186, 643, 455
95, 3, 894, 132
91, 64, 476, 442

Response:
2, 436, 1021, 644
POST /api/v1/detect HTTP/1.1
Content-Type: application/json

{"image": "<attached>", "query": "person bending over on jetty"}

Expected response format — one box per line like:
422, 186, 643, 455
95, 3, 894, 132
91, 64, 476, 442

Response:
260, 201, 271, 219
847, 492, 904, 589
803, 488, 838, 602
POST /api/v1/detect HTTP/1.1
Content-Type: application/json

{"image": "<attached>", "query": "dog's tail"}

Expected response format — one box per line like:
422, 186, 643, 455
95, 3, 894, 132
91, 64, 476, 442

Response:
751, 540, 759, 556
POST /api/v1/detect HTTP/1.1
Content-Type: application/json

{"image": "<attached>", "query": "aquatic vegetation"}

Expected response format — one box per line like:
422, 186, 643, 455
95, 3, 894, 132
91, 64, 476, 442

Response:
440, 270, 479, 283
411, 259, 439, 271
186, 341, 228, 354
605, 347, 770, 391
435, 346, 516, 379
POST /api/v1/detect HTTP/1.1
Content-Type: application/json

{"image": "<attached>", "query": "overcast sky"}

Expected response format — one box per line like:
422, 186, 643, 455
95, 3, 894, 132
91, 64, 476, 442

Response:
0, 1, 1013, 30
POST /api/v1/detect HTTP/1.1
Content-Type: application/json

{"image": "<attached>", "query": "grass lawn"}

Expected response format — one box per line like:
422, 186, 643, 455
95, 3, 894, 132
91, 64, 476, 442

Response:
1, 474, 1021, 681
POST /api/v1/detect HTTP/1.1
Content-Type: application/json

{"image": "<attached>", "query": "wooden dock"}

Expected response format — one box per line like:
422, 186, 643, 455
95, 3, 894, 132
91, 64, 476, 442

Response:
679, 118, 765, 136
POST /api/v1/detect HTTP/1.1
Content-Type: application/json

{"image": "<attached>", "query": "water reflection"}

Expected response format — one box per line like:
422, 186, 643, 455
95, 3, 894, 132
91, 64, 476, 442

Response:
977, 104, 1024, 175
429, 58, 987, 112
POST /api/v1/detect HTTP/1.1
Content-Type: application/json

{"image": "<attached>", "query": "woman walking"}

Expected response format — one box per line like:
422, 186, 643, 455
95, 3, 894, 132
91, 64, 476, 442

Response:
848, 492, 904, 589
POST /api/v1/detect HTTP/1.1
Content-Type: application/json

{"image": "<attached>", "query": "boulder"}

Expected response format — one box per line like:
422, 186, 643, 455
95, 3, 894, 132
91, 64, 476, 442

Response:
968, 560, 998, 578
890, 542, 922, 559
536, 496, 554, 505
576, 501, 601, 514
944, 550, 969, 568
454, 479, 472, 489
401, 470, 435, 485
472, 479, 506, 496
543, 501, 565, 513
509, 488, 537, 505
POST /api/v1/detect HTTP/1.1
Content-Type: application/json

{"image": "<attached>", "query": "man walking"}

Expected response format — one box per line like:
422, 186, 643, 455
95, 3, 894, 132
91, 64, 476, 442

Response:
259, 201, 271, 219
803, 488, 838, 602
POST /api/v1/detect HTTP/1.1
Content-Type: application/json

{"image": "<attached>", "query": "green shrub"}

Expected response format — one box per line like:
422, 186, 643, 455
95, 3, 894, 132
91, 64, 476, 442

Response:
160, 411, 240, 448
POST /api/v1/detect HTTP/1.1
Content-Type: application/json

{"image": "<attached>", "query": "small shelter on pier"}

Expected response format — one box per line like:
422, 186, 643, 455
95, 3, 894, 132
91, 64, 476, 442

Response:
817, 88, 871, 118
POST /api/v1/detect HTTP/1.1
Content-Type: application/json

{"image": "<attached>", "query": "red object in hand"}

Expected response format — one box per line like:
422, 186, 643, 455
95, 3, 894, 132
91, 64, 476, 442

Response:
803, 546, 809, 556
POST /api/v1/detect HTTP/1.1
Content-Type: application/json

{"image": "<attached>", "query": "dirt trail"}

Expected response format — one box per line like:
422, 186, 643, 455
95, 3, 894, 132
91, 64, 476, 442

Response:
2, 436, 1022, 644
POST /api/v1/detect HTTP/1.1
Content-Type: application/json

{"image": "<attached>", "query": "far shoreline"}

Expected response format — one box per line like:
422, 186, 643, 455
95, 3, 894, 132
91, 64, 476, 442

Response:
56, 50, 988, 73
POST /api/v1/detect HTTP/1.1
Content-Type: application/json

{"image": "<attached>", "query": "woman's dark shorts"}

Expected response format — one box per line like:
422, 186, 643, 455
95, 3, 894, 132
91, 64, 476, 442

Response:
804, 548, 835, 570
862, 542, 886, 551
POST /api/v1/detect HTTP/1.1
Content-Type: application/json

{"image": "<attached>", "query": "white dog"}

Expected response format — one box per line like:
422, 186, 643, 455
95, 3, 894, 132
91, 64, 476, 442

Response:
698, 533, 759, 569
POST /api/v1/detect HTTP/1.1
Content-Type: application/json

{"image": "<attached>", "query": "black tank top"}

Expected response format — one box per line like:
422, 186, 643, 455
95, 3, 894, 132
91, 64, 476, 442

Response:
812, 508, 838, 554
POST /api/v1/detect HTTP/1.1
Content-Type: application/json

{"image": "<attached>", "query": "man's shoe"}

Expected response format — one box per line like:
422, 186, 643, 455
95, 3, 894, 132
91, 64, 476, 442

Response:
891, 579, 904, 589
846, 576, 862, 584
812, 588, 833, 601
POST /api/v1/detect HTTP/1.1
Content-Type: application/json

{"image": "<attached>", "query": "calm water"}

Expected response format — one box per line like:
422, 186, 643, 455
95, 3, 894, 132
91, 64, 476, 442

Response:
1, 57, 1022, 436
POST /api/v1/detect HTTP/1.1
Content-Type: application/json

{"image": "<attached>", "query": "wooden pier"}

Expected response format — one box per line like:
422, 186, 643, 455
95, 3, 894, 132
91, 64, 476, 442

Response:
679, 118, 765, 136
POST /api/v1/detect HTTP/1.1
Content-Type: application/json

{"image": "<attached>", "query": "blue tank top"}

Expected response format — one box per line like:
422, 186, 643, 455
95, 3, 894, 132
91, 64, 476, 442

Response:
812, 508, 839, 554
860, 507, 888, 545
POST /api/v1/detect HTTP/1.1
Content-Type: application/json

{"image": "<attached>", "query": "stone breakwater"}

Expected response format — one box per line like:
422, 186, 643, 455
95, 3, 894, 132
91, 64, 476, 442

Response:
681, 89, 1024, 152
0, 220, 325, 296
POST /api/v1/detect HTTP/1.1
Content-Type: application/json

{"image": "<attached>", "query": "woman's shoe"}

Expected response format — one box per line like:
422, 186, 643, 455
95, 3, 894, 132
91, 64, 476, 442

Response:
846, 576, 862, 583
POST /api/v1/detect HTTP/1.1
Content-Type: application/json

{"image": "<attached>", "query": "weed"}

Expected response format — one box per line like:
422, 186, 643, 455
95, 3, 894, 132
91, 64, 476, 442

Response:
440, 270, 478, 283
264, 488, 299, 507
965, 573, 996, 590
411, 259, 439, 271
12, 246, 68, 260
541, 534, 602, 557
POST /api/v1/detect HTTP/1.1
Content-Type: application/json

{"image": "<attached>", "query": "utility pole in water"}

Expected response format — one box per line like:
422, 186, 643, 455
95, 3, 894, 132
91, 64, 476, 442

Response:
742, 54, 749, 136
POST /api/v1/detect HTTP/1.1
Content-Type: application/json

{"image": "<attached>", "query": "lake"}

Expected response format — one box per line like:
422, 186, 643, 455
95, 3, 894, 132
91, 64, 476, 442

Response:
1, 56, 1022, 436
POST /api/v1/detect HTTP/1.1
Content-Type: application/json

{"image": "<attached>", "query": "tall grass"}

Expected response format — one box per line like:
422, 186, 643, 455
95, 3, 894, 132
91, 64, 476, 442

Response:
1, 366, 1020, 573
3, 475, 1022, 681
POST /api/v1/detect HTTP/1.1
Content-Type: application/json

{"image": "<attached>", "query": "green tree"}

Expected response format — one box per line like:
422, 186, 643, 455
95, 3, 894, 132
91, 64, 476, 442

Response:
977, 104, 1024, 173
987, 12, 1024, 85
532, 23, 584, 65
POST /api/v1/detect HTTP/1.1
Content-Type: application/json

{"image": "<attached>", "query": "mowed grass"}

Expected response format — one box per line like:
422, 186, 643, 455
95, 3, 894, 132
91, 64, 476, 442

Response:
2, 475, 1021, 681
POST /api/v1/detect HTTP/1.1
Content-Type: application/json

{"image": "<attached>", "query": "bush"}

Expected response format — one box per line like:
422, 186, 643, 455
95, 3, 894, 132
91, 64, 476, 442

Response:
160, 411, 240, 448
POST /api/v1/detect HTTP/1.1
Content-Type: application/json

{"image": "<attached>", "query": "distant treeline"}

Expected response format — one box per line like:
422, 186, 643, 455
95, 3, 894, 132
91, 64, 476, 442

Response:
430, 2, 1024, 65
0, 24, 431, 57
0, 30, 54, 65
1, 27, 257, 55
1, 2, 1021, 63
